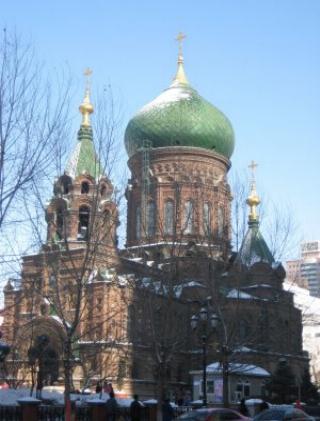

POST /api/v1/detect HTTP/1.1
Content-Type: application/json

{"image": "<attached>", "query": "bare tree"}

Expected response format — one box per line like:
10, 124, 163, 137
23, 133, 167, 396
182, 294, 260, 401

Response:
0, 28, 70, 231
1, 78, 128, 421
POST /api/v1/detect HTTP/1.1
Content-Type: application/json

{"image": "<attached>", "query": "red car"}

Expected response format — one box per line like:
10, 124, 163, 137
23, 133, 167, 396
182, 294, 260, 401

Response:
178, 408, 252, 421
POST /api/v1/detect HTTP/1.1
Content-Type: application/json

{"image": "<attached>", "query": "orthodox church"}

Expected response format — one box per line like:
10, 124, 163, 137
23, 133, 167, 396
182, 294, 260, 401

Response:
2, 38, 307, 402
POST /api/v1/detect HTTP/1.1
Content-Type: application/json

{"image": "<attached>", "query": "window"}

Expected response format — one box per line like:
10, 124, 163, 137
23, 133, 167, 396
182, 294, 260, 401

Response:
236, 380, 250, 398
199, 379, 215, 395
81, 181, 89, 194
203, 202, 211, 235
147, 201, 155, 237
218, 207, 224, 237
136, 207, 141, 240
60, 175, 71, 195
49, 275, 56, 288
164, 200, 174, 235
207, 379, 214, 394
78, 206, 90, 240
56, 208, 64, 239
100, 184, 106, 197
184, 200, 193, 234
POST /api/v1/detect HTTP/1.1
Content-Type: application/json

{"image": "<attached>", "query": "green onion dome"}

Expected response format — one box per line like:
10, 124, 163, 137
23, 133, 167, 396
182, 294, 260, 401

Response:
125, 55, 235, 159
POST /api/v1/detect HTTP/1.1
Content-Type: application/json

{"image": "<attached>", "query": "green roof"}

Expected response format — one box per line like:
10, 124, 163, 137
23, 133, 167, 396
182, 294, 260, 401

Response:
237, 221, 274, 267
125, 81, 235, 159
66, 125, 103, 179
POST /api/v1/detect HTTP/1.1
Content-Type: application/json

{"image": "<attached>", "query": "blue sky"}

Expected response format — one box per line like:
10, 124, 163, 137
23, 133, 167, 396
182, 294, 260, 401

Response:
2, 0, 320, 257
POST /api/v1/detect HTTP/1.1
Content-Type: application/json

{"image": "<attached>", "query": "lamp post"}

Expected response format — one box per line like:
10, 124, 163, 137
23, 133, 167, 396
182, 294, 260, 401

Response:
191, 308, 219, 407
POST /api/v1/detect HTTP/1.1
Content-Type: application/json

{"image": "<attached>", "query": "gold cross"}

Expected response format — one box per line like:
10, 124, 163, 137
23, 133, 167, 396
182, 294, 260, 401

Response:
176, 32, 186, 55
248, 160, 258, 178
84, 67, 93, 90
84, 67, 92, 77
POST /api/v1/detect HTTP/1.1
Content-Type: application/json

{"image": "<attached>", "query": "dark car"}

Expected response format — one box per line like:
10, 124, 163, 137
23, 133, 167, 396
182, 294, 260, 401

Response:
178, 408, 252, 421
253, 407, 314, 421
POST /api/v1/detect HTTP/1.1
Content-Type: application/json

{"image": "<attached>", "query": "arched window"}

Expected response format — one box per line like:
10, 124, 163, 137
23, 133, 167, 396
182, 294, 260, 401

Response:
78, 206, 90, 240
59, 174, 71, 195
147, 201, 156, 237
203, 202, 211, 236
81, 181, 89, 194
136, 206, 141, 240
184, 200, 193, 234
100, 184, 106, 197
164, 200, 174, 235
218, 207, 224, 237
56, 208, 64, 239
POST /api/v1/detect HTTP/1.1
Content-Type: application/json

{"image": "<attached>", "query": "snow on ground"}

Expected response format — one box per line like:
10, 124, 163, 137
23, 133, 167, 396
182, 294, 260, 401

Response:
0, 389, 135, 407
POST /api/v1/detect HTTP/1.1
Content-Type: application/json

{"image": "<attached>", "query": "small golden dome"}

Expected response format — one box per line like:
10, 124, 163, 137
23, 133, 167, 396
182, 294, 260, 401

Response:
79, 88, 94, 126
246, 161, 260, 223
246, 194, 260, 207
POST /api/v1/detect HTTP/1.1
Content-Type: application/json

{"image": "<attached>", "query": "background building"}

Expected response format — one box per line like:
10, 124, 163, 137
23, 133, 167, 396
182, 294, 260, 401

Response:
286, 241, 320, 297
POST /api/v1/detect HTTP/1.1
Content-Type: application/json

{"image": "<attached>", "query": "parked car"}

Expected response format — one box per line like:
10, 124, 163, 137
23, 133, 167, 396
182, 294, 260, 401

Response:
178, 408, 252, 421
253, 407, 315, 421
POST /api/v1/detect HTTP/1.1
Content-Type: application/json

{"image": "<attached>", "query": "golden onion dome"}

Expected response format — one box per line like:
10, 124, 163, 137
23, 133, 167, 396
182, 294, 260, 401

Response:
79, 88, 94, 126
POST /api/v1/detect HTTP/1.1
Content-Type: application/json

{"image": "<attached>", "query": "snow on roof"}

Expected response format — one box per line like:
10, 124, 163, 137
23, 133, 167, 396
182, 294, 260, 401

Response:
124, 241, 214, 250
174, 281, 204, 298
50, 315, 70, 328
206, 362, 270, 377
226, 289, 258, 300
283, 281, 320, 318
117, 276, 128, 286
245, 284, 272, 289
233, 346, 254, 353
138, 86, 192, 114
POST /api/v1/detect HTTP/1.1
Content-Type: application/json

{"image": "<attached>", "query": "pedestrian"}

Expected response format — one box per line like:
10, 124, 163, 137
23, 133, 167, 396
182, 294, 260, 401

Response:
239, 398, 249, 416
103, 380, 109, 393
162, 398, 174, 421
295, 400, 303, 410
96, 381, 102, 394
106, 391, 119, 421
130, 394, 143, 421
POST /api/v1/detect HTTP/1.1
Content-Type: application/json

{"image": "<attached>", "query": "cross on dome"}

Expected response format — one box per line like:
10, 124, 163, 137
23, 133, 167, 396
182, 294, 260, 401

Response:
246, 160, 260, 223
84, 67, 93, 90
248, 160, 258, 180
173, 32, 188, 85
176, 32, 186, 57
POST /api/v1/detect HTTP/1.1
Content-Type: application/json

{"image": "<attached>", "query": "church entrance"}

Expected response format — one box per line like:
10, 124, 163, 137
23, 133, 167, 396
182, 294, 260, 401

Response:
41, 346, 59, 385
28, 334, 60, 387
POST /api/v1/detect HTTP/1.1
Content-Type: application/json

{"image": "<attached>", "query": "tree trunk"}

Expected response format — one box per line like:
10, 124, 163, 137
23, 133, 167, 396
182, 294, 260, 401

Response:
222, 356, 229, 407
64, 338, 73, 421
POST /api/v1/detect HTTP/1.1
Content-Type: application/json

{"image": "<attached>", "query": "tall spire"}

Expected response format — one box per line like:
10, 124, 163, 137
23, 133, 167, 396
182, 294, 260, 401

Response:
65, 69, 103, 179
237, 161, 274, 266
79, 68, 94, 127
172, 32, 189, 86
246, 160, 260, 224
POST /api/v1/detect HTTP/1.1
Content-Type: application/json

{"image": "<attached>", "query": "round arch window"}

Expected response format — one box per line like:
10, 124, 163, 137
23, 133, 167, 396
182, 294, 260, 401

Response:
81, 182, 90, 194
